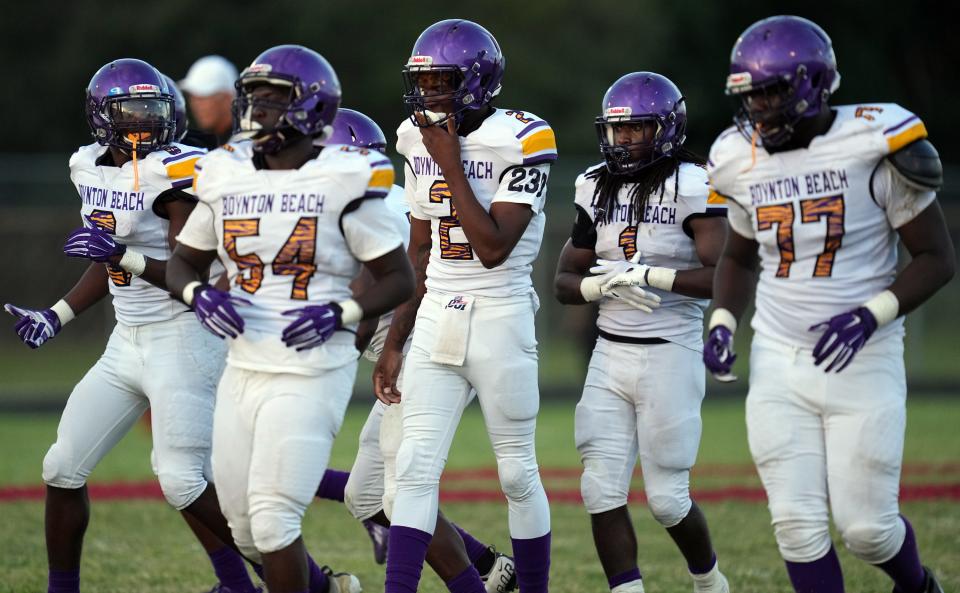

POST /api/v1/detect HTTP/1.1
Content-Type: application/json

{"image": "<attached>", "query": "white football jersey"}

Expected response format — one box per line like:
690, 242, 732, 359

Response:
364, 184, 411, 362
177, 141, 402, 375
396, 108, 558, 297
69, 142, 205, 326
573, 162, 727, 351
708, 103, 935, 349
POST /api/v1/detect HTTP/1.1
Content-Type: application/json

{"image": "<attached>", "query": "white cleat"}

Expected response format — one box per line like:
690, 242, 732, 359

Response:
691, 565, 729, 593
480, 550, 517, 593
324, 567, 362, 593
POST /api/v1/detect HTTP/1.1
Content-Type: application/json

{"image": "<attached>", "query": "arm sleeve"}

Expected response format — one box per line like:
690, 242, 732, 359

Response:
341, 198, 405, 262
493, 163, 552, 213
570, 205, 597, 249
871, 159, 937, 229
175, 202, 219, 251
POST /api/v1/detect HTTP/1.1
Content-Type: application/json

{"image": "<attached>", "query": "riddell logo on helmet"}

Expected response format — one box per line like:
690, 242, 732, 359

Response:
407, 55, 434, 68
246, 63, 273, 74
605, 106, 632, 120
726, 72, 753, 91
128, 84, 160, 94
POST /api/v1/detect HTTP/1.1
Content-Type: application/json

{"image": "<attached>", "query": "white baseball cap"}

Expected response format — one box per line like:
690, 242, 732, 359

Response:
179, 55, 238, 96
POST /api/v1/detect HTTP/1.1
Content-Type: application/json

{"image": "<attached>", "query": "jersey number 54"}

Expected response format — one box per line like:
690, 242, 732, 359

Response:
222, 217, 318, 299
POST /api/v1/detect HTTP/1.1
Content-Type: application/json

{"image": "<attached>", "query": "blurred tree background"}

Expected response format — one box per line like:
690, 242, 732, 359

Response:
0, 0, 957, 401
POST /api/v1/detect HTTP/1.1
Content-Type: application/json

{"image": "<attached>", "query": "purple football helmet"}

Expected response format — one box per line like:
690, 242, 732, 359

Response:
161, 74, 187, 141
234, 44, 341, 153
595, 72, 687, 174
726, 15, 841, 147
325, 109, 387, 153
402, 19, 504, 127
85, 58, 175, 154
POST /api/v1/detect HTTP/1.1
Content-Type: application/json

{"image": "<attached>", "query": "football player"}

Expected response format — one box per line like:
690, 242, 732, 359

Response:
166, 45, 414, 593
705, 16, 953, 593
374, 19, 554, 593
312, 108, 517, 593
553, 73, 730, 593
3, 59, 260, 593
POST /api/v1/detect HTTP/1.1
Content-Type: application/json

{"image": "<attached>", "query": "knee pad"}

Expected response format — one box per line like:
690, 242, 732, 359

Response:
772, 516, 833, 563
840, 519, 905, 563
250, 503, 303, 554
42, 442, 87, 489
497, 458, 537, 501
156, 467, 207, 510
580, 459, 628, 514
344, 472, 383, 521
646, 493, 691, 528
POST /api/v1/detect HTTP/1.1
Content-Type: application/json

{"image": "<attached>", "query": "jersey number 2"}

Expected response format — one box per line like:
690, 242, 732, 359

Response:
222, 217, 318, 299
429, 180, 473, 260
88, 210, 132, 287
756, 194, 845, 278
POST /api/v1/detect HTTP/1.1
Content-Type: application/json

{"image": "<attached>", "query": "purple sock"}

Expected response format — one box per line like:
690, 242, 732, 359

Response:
316, 469, 350, 502
48, 568, 80, 593
876, 516, 926, 593
208, 547, 256, 593
689, 553, 717, 575
445, 565, 486, 593
385, 525, 433, 593
453, 523, 489, 563
608, 567, 642, 589
307, 554, 329, 593
785, 545, 845, 593
512, 532, 551, 593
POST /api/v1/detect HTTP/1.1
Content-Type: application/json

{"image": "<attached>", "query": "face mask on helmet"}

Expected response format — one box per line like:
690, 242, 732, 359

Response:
729, 71, 817, 147
596, 110, 684, 175
233, 80, 306, 154
99, 95, 175, 153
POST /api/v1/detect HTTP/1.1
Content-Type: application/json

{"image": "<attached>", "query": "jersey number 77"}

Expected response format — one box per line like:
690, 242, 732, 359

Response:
756, 194, 845, 278
222, 217, 317, 299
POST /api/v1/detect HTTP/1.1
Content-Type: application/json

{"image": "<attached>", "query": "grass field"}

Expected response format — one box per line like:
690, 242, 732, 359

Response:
1, 398, 958, 593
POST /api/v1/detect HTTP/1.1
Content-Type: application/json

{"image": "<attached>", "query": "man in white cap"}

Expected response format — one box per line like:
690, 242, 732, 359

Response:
180, 55, 238, 144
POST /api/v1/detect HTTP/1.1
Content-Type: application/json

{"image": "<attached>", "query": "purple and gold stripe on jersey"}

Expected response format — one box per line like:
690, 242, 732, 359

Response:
884, 115, 927, 153
518, 121, 558, 166
165, 153, 202, 191
367, 160, 395, 197
706, 189, 728, 215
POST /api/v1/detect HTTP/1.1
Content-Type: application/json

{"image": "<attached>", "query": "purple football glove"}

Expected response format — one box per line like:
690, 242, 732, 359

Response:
63, 225, 126, 263
192, 285, 249, 339
704, 325, 738, 382
282, 303, 344, 351
4, 304, 61, 349
809, 306, 878, 373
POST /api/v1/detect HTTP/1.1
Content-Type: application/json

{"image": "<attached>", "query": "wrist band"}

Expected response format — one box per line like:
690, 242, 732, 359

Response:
863, 290, 900, 327
182, 281, 202, 306
51, 299, 76, 326
709, 307, 738, 333
338, 298, 363, 325
580, 276, 602, 302
118, 250, 147, 276
646, 266, 677, 292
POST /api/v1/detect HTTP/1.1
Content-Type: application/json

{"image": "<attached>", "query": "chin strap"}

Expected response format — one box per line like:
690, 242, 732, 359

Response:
742, 124, 760, 173
129, 135, 140, 191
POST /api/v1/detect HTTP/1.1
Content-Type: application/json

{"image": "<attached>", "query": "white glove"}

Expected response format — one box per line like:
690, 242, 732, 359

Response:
598, 258, 677, 293
580, 253, 661, 313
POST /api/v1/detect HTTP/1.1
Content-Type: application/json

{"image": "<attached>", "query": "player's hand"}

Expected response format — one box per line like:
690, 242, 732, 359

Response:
63, 223, 126, 264
4, 303, 62, 349
192, 285, 249, 339
415, 112, 462, 174
373, 346, 403, 405
583, 255, 661, 312
704, 325, 738, 382
281, 303, 343, 351
809, 307, 878, 373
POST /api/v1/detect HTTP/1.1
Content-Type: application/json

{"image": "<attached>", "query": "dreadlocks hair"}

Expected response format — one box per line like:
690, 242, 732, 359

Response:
588, 146, 706, 226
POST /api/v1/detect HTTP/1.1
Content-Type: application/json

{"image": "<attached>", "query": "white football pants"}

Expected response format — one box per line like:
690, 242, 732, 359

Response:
747, 332, 907, 564
42, 313, 222, 510
212, 361, 356, 559
575, 337, 705, 526
391, 291, 550, 539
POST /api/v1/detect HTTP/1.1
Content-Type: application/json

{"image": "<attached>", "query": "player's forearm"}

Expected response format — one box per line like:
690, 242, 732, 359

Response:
62, 263, 110, 316
672, 267, 715, 299
711, 253, 756, 323
445, 171, 514, 267
888, 251, 955, 317
354, 267, 415, 320
165, 249, 207, 304
383, 244, 428, 352
554, 271, 590, 305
